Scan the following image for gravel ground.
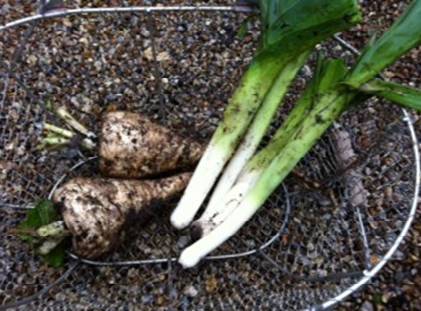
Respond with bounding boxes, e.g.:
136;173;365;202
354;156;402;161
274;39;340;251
0;1;420;310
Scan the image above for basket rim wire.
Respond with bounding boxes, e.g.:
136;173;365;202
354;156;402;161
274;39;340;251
0;3;420;310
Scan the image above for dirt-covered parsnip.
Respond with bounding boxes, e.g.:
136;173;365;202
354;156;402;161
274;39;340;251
42;108;204;178
99;111;203;178
53;173;191;259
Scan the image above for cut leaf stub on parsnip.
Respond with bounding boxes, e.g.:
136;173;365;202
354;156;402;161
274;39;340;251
53;173;191;259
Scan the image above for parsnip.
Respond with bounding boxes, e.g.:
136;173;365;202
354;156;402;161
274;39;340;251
53;173;191;258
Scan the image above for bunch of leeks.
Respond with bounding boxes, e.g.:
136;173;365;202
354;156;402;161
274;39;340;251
172;0;421;268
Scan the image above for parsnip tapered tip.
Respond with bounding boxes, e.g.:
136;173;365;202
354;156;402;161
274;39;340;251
178;247;201;269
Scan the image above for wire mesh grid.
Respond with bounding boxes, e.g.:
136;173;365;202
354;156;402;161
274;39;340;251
0;2;420;310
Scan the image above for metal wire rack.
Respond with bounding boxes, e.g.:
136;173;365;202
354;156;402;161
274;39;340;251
0;2;419;310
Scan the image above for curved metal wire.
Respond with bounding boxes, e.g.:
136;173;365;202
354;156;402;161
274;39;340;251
0;5;256;32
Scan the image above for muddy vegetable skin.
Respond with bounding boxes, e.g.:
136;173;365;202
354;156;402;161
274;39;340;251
99;112;203;178
53;173;191;259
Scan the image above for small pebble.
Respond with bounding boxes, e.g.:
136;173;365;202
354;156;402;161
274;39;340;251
183;285;198;298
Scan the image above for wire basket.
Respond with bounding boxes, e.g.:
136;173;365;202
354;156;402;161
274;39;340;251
0;2;419;310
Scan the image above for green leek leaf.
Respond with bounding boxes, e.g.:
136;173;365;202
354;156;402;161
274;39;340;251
347;1;421;87
259;0;362;51
359;79;421;111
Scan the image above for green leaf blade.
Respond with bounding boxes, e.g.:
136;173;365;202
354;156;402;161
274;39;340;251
42;241;67;268
359;79;421;111
17;199;66;268
19;199;58;230
259;0;362;50
39;200;59;225
347;1;421;87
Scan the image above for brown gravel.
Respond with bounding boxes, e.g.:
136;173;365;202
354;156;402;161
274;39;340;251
0;1;420;310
